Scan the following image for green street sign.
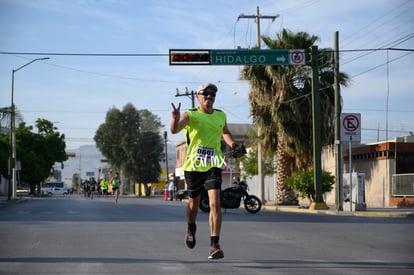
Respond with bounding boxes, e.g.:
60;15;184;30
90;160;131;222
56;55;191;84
169;49;307;66
210;49;306;66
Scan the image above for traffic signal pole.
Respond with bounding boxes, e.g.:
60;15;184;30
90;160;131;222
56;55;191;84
310;46;328;210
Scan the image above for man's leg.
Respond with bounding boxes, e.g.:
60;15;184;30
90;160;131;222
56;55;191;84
207;189;222;237
187;195;200;224
185;195;199;249
207;188;224;259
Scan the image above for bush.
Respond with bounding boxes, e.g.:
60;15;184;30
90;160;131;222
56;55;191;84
285;170;335;203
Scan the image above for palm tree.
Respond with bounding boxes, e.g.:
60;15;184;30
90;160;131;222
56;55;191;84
0;106;23;129
242;29;349;205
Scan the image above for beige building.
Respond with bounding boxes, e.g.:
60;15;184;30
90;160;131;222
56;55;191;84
321;136;414;208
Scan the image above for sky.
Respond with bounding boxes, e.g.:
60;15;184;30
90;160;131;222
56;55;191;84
0;0;413;154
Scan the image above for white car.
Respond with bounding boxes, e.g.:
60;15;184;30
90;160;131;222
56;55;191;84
43;187;68;196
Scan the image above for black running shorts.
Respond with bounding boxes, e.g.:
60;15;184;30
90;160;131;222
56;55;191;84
184;167;222;198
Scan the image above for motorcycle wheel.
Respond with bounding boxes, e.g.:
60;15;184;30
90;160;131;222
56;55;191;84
199;196;210;212
244;195;262;213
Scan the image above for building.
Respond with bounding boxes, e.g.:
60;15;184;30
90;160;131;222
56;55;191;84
322;136;414;208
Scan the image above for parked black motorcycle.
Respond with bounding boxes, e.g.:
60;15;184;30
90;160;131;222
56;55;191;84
199;181;262;214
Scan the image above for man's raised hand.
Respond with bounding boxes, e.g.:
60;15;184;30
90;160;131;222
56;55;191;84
171;102;181;120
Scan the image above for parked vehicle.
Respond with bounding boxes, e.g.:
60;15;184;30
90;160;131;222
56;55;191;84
199;181;262;214
42;187;68;196
16;189;30;196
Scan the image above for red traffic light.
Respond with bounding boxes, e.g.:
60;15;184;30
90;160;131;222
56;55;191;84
169;50;211;65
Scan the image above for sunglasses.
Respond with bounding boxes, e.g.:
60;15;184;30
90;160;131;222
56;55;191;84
198;90;216;97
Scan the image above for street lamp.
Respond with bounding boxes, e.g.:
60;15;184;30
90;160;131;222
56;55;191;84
10;57;49;199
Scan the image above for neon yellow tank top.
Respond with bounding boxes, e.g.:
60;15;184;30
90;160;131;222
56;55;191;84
182;108;227;172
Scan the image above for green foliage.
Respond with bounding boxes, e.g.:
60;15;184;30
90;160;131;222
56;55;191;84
285;170;335;202
72;173;80;191
0;119;67;190
18;120;67;184
94;103;164;183
0;134;9;176
240;147;274;178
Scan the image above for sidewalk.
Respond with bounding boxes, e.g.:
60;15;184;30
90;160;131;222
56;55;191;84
262;203;414;218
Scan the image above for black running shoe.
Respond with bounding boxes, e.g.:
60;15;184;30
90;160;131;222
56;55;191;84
185;231;196;249
208;244;224;259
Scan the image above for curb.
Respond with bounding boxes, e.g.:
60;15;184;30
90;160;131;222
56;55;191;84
262;205;414;218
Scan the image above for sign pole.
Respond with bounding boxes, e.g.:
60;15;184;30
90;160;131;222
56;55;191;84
349;135;353;211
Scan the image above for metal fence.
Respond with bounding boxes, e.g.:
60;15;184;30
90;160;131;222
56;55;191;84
392;173;414;196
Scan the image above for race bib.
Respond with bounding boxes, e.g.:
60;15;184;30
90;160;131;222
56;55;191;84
196;146;216;163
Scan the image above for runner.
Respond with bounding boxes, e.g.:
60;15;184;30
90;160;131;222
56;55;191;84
110;172;120;203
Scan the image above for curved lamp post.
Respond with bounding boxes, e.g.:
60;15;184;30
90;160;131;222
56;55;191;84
10;57;49;199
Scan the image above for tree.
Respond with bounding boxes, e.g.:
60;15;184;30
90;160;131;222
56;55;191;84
240;147;274;179
0;106;23;129
285;170;335;204
16;119;66;193
72;173;81;192
241;29;349;205
94;104;164;192
0;106;24;177
0;134;9;178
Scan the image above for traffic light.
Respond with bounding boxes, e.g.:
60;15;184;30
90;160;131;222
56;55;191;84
169;50;211;65
109;168;113;173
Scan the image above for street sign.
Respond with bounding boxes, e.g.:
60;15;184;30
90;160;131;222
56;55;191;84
169;49;307;66
341;113;361;141
210;49;306;66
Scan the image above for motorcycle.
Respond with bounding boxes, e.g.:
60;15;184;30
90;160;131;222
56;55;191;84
199;181;262;214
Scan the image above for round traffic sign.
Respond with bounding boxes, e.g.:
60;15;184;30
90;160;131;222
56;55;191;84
342;114;360;132
289;50;305;65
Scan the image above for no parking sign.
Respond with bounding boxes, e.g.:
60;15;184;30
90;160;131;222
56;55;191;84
341;113;361;142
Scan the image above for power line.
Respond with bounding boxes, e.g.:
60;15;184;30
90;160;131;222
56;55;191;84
0;52;167;57
341;0;413;48
1;47;412;83
351;51;413;78
2;47;412;58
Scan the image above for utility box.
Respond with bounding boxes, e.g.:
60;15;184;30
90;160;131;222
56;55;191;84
343;173;367;211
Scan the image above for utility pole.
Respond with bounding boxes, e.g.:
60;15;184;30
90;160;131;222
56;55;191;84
334;31;343;211
237;6;279;49
237;6;279;203
175;87;195;108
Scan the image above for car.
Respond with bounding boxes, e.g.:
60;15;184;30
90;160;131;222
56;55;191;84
16;189;30;196
42;187;68;196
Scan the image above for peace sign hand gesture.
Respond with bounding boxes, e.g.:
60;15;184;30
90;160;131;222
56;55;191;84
171;102;181;121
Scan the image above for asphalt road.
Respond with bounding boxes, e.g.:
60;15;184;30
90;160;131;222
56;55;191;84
0;195;413;274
